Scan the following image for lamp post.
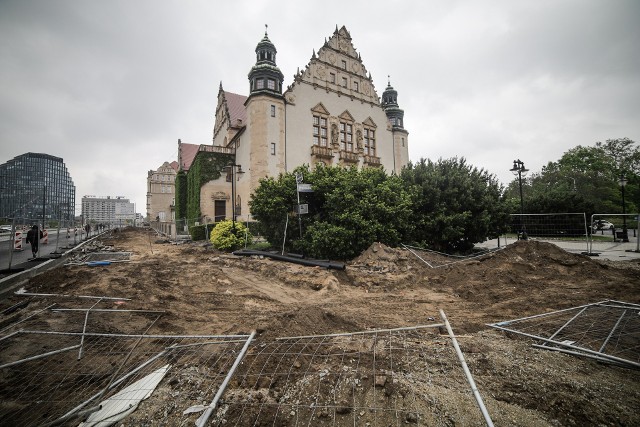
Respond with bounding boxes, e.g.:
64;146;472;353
226;164;244;231
618;175;629;242
510;159;529;240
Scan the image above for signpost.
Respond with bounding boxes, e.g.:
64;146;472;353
295;173;313;239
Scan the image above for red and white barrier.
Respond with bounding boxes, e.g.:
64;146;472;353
42;229;49;244
14;230;23;251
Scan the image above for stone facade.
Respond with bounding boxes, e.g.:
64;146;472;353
146;161;178;222
180;25;410;223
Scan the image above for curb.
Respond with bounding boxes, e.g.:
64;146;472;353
0;231;109;300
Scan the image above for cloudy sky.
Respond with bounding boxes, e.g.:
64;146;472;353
1;0;639;215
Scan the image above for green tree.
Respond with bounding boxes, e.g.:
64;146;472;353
400;157;508;253
249;165;413;259
510;139;639;217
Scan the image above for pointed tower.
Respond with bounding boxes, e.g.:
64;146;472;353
381;77;409;173
241;26;287;208
248;26;284;98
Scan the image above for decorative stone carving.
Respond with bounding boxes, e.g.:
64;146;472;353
328;53;336;64
331;123;339;147
212;192;229;200
356;129;364;152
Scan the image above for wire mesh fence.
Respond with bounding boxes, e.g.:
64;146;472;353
488;300;640;369
402;244;498;268
0;299;252;426
506;213;589;241
211;326;488;426
1;298;494;426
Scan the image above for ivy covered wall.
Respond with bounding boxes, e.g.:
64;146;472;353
174;171;187;221
185;152;235;223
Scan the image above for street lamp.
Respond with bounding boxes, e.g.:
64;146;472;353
510;159;529;240
226;164;244;231
618;175;629;242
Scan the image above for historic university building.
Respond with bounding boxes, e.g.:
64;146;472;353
149;25;409;224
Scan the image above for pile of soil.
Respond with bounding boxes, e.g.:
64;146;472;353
0;228;638;426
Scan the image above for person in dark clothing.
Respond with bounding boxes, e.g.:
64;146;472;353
26;225;43;259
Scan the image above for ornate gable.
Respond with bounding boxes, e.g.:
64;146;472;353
213;83;248;144
311;102;330;115
285;25;380;106
362;117;377;128
339;110;355;122
213;84;230;138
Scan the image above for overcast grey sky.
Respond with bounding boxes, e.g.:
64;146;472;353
1;0;639;215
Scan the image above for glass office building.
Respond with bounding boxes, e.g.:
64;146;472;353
0;152;76;224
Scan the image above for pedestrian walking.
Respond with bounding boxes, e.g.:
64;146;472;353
26;225;43;259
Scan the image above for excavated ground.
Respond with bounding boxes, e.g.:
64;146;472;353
1;227;639;426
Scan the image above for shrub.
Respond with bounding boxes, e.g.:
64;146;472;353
189;224;215;241
209;220;252;251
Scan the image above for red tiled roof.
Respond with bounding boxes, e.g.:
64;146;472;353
169;161;179;172
179;142;199;171
225;91;247;126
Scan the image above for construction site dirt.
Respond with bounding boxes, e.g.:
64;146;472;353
1;227;639;426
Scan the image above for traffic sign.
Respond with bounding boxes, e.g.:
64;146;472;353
297;183;313;192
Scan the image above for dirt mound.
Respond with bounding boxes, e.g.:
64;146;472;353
488;240;597;267
261;306;361;340
1;229;639;426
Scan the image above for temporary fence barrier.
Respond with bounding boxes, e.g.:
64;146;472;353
13;230;23;251
42;229;49;245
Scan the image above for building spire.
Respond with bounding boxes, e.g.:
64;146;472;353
248;26;284;97
382;78;404;129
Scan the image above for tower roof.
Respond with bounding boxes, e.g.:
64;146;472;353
248;26;284;97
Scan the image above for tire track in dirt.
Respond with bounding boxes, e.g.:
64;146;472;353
223;267;309;304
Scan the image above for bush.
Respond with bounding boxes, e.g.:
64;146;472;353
189;224;215;241
209;220;252;251
249;165;413;259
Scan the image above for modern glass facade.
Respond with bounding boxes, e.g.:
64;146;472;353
0;152;76;223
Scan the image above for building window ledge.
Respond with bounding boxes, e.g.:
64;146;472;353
363;155;381;166
311;145;334;159
339;150;359;163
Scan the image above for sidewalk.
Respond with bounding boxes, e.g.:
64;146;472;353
477;236;640;262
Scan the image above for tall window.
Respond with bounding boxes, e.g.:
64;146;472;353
267;79;275;90
313;115;328;146
341;60;347;69
256;79;264;89
340;122;353;151
329;72;336;83
353;81;359;92
342;77;348;87
270;142;276;155
364;128;376;156
270;105;275;117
